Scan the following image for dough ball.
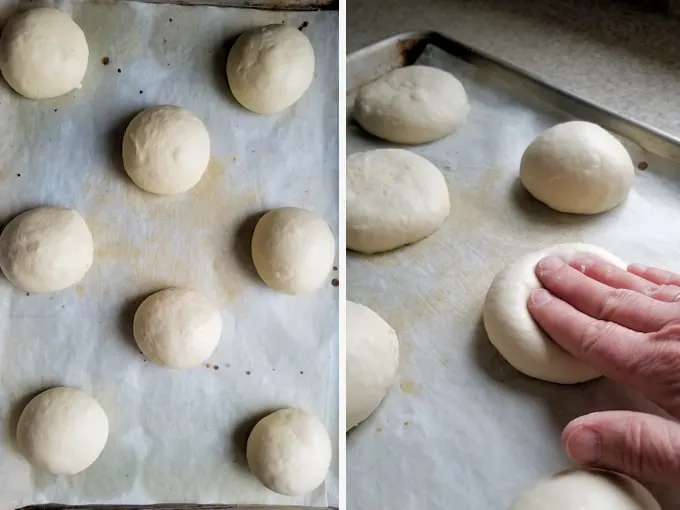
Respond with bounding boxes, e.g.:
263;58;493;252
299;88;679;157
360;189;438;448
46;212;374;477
17;387;109;475
0;7;89;99
347;149;450;254
353;65;469;144
520;121;635;214
133;288;222;369
0;206;93;293
251;207;335;294
122;105;211;195
483;242;625;383
510;469;660;510
346;300;399;431
227;24;315;114
247;408;331;496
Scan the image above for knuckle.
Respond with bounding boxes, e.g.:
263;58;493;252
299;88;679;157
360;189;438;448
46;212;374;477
579;320;617;358
595;288;637;321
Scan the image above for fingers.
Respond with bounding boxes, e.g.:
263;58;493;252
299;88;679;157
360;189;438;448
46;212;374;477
629;263;680;294
536;256;678;332
528;289;659;386
562;411;680;484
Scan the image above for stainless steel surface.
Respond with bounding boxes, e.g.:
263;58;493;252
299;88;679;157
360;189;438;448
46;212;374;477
134;0;336;10
0;1;338;507
346;32;680;510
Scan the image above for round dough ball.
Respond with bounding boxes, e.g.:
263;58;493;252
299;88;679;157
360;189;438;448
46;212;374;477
17;387;109;475
510;469;660;510
247;408;331;496
346;300;399;431
520;121;635;214
483;242;626;384
0;7;89;99
0;206;93;293
122;105;211;195
133;288;222;369
251;207;335;294
227;24;315;114
347;149;450;254
353;65;469;144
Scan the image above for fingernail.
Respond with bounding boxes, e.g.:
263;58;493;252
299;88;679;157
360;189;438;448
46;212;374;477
530;288;553;306
629;263;646;273
565;426;601;464
537;255;564;272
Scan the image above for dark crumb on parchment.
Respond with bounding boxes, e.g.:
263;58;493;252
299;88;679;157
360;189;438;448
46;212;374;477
169;17;173;22
298;21;308;31
299;371;304;375
638;161;649;170
54;109;58;112
246;370;251;375
213;365;219;370
139;90;144;95
332;266;337;271
331;279;339;287
16;173;20;177
102;57;110;65
26;292;30;296
117;68;122;74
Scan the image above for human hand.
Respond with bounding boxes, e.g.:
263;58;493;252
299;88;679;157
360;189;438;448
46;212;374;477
526;254;680;484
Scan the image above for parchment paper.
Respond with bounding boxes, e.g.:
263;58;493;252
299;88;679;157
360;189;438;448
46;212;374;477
346;42;680;510
0;1;338;507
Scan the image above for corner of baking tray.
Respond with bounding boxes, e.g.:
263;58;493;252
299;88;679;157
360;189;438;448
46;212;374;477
347;31;435;66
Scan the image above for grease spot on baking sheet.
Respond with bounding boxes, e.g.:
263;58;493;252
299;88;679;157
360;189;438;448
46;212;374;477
399;380;420;395
75;284;85;297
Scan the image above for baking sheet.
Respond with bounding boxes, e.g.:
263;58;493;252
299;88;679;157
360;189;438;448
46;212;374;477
346;32;680;510
0;1;338;507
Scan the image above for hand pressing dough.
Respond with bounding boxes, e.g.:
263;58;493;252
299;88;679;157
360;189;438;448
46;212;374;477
251;207;335;294
0;7;89;99
133;288;222;369
483;242;625;384
17;387;109;475
510;469;660;510
122;105;211;195
353;65;469;144
227;24;315;114
520;121;635;214
247;408;331;496
346;300;399;431
347;149;450;254
0;206;93;293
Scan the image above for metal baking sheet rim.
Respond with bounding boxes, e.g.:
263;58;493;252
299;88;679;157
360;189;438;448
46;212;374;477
347;30;680;160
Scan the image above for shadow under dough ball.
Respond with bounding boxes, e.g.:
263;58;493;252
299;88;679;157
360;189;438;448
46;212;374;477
246;408;331;496
0;206;93;293
482;242;625;384
227;24;315;114
0;7;89;99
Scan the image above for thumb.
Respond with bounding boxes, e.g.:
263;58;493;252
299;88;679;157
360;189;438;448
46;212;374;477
562;411;680;484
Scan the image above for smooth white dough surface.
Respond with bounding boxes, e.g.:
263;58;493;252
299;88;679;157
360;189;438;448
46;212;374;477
483;242;625;384
133;288;222;369
246;408;332;496
251;207;335;294
346;300;399;431
227;24;315;114
0;206;93;293
353;64;470;144
122;105;211;195
0;7;89;99
510;469;661;510
16;387;109;475
520;121;635;214
347;148;450;254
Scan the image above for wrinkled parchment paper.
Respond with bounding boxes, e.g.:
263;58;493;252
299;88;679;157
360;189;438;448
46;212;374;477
346;42;680;510
0;1;338;507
